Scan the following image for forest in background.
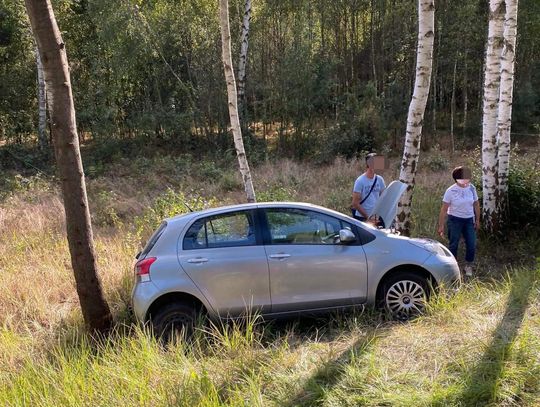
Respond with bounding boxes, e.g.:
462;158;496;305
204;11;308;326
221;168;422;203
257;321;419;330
1;0;539;165
1;1;540;404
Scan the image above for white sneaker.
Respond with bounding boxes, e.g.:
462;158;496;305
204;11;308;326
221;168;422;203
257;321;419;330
464;265;473;277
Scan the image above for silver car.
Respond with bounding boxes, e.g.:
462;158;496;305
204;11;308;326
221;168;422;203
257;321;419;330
132;181;460;339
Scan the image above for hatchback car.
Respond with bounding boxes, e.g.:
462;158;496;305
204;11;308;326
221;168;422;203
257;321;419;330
132;181;460;339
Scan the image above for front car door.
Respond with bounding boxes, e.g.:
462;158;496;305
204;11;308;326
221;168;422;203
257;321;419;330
178;210;271;317
262;207;368;313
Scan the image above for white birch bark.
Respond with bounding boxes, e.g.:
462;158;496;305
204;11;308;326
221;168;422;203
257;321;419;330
396;0;435;235
237;0;251;116
497;0;518;212
36;46;48;151
219;0;256;203
482;0;505;232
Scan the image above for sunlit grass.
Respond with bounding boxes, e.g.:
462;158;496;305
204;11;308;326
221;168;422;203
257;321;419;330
1;156;539;406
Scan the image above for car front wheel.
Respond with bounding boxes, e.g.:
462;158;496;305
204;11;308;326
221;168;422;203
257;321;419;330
382;272;430;320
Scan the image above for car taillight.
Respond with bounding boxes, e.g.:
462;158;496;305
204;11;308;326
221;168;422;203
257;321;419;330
134;257;156;282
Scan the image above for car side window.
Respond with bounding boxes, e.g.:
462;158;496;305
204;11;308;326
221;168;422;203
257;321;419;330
266;209;349;245
183;211;256;250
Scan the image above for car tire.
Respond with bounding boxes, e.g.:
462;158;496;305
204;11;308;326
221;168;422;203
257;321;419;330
381;272;430;320
151;302;199;343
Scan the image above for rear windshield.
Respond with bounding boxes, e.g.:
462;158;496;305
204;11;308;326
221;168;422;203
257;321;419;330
140;222;167;258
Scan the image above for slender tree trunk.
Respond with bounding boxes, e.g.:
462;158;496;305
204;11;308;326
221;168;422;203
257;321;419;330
482;0;505;232
431;14;441;137
450;56;457;153
237;0;251;122
497;0;518;215
36;46;48;151
219;0;256;203
370;0;377;88
463;57;468;137
396;0;435;236
25;0;112;333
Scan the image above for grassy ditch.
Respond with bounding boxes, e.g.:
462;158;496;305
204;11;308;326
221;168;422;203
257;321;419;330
1;155;539;406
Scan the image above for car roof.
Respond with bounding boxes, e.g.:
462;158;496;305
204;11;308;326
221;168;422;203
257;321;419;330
164;201;351;225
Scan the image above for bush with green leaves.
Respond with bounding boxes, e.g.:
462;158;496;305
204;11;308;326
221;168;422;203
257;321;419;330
133;189;219;243
324;84;383;160
505;157;540;231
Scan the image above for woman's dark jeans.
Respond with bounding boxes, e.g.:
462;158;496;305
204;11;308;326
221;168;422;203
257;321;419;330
447;214;476;262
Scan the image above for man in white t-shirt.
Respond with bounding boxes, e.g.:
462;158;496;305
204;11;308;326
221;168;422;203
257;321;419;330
351;153;386;222
437;166;480;277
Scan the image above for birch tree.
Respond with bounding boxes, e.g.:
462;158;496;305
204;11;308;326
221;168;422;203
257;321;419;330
237;0;252;119
25;0;113;333
497;0;518;213
35;46;48;151
396;0;435;235
481;0;505;232
219;0;256;203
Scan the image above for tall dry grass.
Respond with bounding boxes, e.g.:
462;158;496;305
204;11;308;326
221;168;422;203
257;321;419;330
1;154;539;406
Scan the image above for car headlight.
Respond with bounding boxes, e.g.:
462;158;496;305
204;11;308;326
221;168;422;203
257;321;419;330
409;239;453;257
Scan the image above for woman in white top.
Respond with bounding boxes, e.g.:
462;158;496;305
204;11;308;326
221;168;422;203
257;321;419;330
437;166;480;276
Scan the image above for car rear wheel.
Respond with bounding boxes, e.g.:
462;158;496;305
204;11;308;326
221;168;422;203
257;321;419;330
382;272;430;320
151;302;199;343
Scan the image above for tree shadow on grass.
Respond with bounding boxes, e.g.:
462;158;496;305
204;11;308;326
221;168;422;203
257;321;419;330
282;326;384;407
454;270;538;406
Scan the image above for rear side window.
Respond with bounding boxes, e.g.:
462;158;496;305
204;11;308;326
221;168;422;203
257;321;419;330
183;211;256;250
140;221;167;258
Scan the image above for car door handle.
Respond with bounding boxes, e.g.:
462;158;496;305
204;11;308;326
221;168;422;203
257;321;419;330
269;253;291;259
187;257;209;264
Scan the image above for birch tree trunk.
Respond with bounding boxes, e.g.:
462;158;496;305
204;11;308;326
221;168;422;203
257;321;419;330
482;0;505;232
497;0;518;214
463;57;468;137
450;56;457;153
237;0;252;120
25;0;113;333
219;0;256;203
396;0;435;236
35;46;48;151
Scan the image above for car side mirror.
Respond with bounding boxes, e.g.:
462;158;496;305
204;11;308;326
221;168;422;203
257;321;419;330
339;229;356;244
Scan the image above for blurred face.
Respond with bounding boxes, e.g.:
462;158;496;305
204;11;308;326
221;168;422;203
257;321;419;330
454;167;471;186
367;156;387;171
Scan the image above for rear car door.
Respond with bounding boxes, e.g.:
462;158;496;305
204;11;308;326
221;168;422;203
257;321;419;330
262;208;368;312
178;210;271;317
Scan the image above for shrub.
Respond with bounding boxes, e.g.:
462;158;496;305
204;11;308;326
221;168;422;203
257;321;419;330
133;189;219;243
257;185;297;202
505;157;540;231
425;148;449;171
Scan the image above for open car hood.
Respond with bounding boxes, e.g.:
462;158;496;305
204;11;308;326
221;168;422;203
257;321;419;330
370;180;407;228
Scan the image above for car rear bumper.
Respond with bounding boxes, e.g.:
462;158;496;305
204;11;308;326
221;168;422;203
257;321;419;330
131;280;161;322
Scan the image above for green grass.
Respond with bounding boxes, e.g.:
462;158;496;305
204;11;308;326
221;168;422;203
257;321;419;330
1;154;539;406
1;266;539;406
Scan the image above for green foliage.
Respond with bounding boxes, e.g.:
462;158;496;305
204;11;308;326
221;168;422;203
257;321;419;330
257;185;297;202
133;188;219;241
92;190;121;227
424;145;450;171
0;172;51;201
324;84;383;160
2;0;540;162
505;156;540;231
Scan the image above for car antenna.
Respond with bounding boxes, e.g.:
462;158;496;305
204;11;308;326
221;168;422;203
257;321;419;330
184;202;194;212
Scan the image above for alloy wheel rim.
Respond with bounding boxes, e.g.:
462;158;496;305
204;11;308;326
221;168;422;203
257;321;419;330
385;280;426;318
